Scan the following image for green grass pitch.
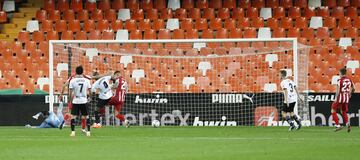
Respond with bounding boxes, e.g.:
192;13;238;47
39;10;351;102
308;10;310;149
0;126;359;160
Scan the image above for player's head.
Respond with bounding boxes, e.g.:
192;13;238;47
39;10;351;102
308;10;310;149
280;70;287;79
339;68;347;76
75;66;83;75
112;70;121;79
92;71;99;80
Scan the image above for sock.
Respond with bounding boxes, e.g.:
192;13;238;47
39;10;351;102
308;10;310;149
115;114;125;122
292;115;301;126
81;119;86;129
94;111;100;124
70;119;75;131
286;115;294;127
342;112;349;125
64;114;70;121
332;112;339;125
86;118;91;132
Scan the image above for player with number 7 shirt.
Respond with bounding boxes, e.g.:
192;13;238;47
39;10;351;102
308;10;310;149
91;71;129;128
332;68;355;132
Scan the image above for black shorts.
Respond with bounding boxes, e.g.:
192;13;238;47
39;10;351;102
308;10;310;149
71;104;88;116
97;98;111;108
282;102;296;113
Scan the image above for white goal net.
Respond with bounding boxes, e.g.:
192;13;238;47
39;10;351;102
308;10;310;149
48;38;309;126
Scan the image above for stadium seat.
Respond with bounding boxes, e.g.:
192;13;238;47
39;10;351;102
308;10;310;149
302;28;315;39
17;31;30;43
266;0;279;7
216;28;228;38
197;76;210;90
143;29;156;40
287;28;301;37
112;0;125;10
339;37;352;47
237;18;250;29
323;17;336;28
125;19;137;31
105;9;117;22
83;20;96;32
317;7;330;18
166;18;180;30
68;19;81;32
55;20;67;32
258;27;271;38
77;10;89;21
247;7;259;18
138;19;151;31
36;10;47;22
210;0;222;8
280;0;293;8
252;17;264;28
196;0;209;9
132;69;145;83
316;27;329;39
146;8;158;20
288;7;301;19
140;0;153;10
56;63;68;77
88;30;101;40
63;10;75;21
346;60;359;74
346;27;359;38
61;30;74;40
338;17;352;29
346;7;358;19
115;29;129;40
44;0;56;11
187;8;200;20
224;18;236;30
48;10;60;21
264;83;277;92
309;17;323;29
181;0;194;9
118;9;131;21
331;75;340;85
260;8;272;20
243;27;257;38
294;17;307;29
294;0;307;7
324;0;337;7
168;0;180;10
70;0;83;12
37;77;49;90
153;19;165;31
265;54;278;68
120;55;133;68
304;7;316;19
85;0;97;11
332;27;344;39
252;0;265;8
98;0;111;10
58;0;69;12
127;0;139;10
91;10;103;21
26;20;39;32
185;28;199;39
309;38;321;46
266;18;278;29
272;7;285;19
308;0;322;8
195;18;208;30
218;8;230;19
332;7;345;19
33;31;45;42
129;30;142;39
232;8;245;19
102;30;114;40
132;9;144;20
183;77;196;90
209;18;222;30
97;20;110;31
354;17;360;28
280;17;292;29
160;8;173;20
338;0;350;7
174;8;187;20
203;8;215;19
272;27;285;37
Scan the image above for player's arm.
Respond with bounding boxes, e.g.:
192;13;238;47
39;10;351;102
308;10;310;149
68;81;74;105
87;80;92;102
92;71;113;80
334;84;340;102
294;86;304;103
283;88;289;106
59;80;70;101
350;81;355;98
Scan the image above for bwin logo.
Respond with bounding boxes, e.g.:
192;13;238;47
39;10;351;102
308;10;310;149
134;95;168;104
212;94;254;104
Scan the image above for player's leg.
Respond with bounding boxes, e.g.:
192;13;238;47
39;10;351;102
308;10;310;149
289;102;301;130
340;104;351;132
114;103;129;127
93;98;109;128
57;102;65;129
70;105;79;137
331;102;342;131
80;104;91;136
282;104;295;131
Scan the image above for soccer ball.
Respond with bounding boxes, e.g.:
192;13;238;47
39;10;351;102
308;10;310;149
151;120;160;127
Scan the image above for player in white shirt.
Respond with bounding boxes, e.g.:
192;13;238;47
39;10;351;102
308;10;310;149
280;70;303;131
68;66;92;137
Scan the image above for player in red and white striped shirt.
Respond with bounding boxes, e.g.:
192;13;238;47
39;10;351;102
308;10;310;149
331;68;355;132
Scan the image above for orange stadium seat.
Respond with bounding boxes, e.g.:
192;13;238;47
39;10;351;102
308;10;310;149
127;0;139;10
160;8;173;20
33;31;45;42
267;18;279;29
339;0;351;7
252;0;265;8
140;0;153;10
132;9;144;20
143;29;156;39
281;0;293;8
85;0;97;11
180;18;193;30
209;18;222;30
111;20;123;31
266;0;279;7
218;8;230;19
203;8;215;19
294;17;308;29
102;30;114;40
247;7;259;18
196;0;209;9
188;8;201;19
210;0;222;8
224;18;236;30
88;30;101;40
273;7;285;19
138;19;151;31
17;31;30;43
129;30;142;39
302;28;315;39
237;18;250;29
44;0;55;11
251;17;264;28
91;9;103;21
338;16;352;29
323;17;336;28
105;9;117;22
112;0;125;10
55;20;67;32
99;0;111;10
324;0;337;7
182;0;194;9
332;27;344;39
70;0;83;12
273;27;286;37
346;27;359;38
61;30;74;40
317;7;330;18
346;6;358;19
304;7;316;19
36;10;47;22
185;28;199;39
68;19;81;32
316;27;330;39
239;0;251;8
353;17;360;28
175;8;187;20
146;8;158;20
46;30;59;40
97;19;110;31
154;0;166;10
288;7;301;19
77;10;89;21
63;10;75;21
280;17;293;29
153;19;165;31
83;19;95;32
39;41;49;53
243;27;257;38
195;18;208;30
294;0;307;7
223;0;236;8
25;41;36;53
124;19;137;31
287;27;300;37
332;7;345;19
58;0;69;12
48;10;60;21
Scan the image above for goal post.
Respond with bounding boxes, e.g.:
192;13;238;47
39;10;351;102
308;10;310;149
48;38;309;126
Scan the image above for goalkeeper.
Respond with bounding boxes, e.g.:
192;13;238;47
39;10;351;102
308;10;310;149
26;102;66;129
